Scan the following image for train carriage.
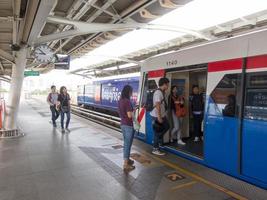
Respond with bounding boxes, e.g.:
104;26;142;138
135;28;267;189
77;77;139;115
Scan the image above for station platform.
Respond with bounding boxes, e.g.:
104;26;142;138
0;98;266;200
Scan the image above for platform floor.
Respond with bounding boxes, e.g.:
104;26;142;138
0;98;266;200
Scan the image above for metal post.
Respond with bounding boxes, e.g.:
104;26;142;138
3;48;27;130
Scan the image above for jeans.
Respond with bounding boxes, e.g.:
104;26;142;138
193;114;203;137
152;117;169;149
60;110;71;129
171;111;183;140
50;105;59;124
121;125;135;160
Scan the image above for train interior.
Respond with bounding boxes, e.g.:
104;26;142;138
165;68;207;158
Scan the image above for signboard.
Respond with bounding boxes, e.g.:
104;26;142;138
54;54;70;70
24;71;40;76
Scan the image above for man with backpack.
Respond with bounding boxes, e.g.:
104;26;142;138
150;77;170;155
47;85;59;127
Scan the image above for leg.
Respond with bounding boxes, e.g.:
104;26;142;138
55;108;59;121
50;106;56;124
65;111;71;129
152;119;160;149
158;117;170;145
60;111;65;129
121;125;135;171
171;111;179;140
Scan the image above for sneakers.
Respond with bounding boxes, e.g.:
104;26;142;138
177;139;186;145
194;137;200;142
152;148;166;156
53;123;57;128
61;129;65;133
65;128;71;133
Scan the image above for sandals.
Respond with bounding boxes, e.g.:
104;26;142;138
123;164;135;173
128;159;135;165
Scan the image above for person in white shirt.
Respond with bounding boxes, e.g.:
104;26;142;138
150;77;170;156
47;85;59;127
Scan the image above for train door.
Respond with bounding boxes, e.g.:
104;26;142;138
241;56;267;183
166;67;207;158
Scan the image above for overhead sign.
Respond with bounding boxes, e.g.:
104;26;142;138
24;71;40;76
54;54;70;70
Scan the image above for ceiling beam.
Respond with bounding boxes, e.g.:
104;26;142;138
27;0;58;45
0;49;15;64
0;60;4;73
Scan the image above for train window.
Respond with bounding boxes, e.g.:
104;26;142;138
244;72;267;121
247;74;267;88
209;74;241;117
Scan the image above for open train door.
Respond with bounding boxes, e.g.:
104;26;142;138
241;55;267;184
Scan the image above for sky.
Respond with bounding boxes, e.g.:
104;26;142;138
16;0;267;92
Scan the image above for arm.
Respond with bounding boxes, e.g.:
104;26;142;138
155;102;162;123
47;94;53;106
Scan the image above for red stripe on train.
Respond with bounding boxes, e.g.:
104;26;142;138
247;55;267;69
208;58;243;72
148;69;165;78
137;107;145;123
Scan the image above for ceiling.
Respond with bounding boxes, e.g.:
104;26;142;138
0;0;192;79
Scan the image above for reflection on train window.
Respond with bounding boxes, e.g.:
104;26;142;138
248;74;267;88
146;79;158;111
244;72;267;121
209;74;241;117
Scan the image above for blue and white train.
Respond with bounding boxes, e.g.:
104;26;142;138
134;28;267;189
77;77;139;115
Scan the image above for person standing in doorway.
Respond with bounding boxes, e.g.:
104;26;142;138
170;85;186;145
150;77;170;156
58;86;71;133
118;85;135;172
47;85;59;127
191;85;204;142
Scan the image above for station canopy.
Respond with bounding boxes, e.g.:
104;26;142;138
0;0;267;81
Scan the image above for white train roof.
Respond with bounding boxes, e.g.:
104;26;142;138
141;28;267;72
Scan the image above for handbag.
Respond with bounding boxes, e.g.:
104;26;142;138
60;94;69;113
152;118;169;133
173;97;186;117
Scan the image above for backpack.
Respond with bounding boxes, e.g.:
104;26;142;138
145;89;166;111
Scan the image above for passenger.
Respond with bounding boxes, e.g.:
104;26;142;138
47;85;59;127
150;77;170;156
169;86;186;145
223;95;236;117
191;85;204;142
58;86;71;133
118;85;135;172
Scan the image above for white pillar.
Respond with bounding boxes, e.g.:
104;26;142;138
4;48;27;130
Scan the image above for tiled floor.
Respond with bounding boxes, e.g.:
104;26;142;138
0;98;266;200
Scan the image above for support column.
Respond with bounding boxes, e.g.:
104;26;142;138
4;48;27;130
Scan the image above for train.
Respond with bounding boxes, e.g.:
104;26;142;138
77;77;139;116
134;28;267;189
77;28;267;189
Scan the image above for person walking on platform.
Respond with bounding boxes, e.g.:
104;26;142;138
169;85;186;145
118;85;135;172
47;85;59;127
150;77;170;156
190;85;204;142
58;86;71;133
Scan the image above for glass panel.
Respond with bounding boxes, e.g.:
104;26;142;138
209;74;241;117
244;89;267;121
248;74;267;88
